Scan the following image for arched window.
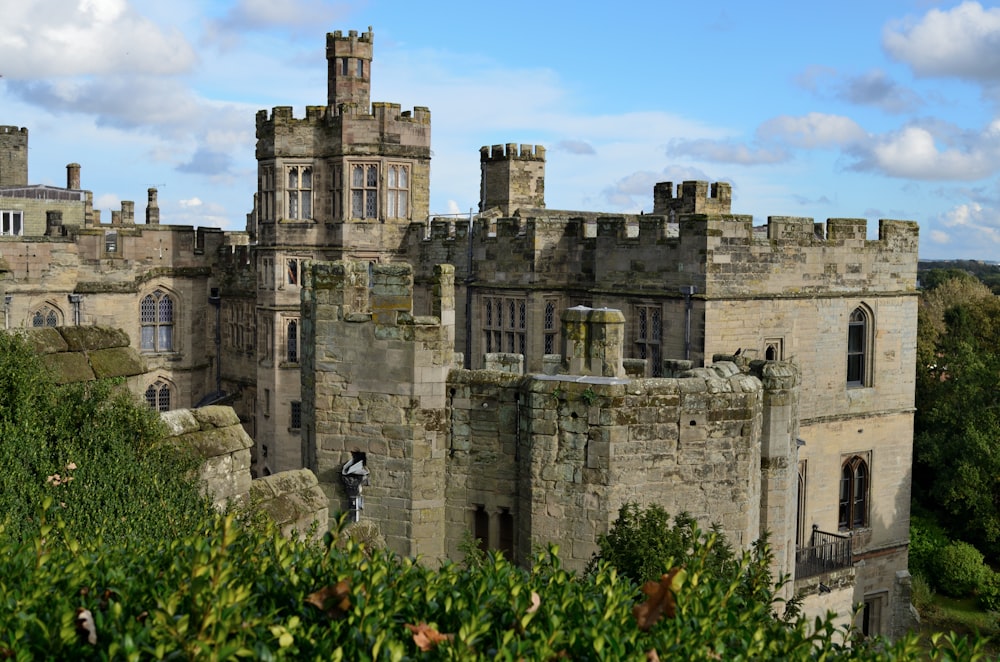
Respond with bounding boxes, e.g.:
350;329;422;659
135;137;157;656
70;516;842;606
839;455;869;530
140;290;174;352
30;305;60;328
847;306;871;386
144;380;172;412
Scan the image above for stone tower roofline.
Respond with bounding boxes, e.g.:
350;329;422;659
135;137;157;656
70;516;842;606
326;27;374;110
255;103;431;126
653;180;733;215
480;144;546;162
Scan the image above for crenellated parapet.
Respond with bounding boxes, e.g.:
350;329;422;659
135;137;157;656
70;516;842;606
653;180;732;216
479;143;546;215
326;28;374;109
0;125;29;188
480;143;546;162
404;209;919;297
255;103;431;159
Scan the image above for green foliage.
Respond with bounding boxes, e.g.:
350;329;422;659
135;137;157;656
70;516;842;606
587;504;737;585
914;280;1000;558
935;541;988;599
909;510;952;581
0;331;214;547
2;500;982;660
910;572;935;611
976;570;1000;612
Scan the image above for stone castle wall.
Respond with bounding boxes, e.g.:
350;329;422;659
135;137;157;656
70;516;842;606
404;213;918;298
302;259;800;578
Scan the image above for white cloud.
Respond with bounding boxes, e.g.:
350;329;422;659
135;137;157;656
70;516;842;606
0;0;196;78
859;125;997;180
929;229;951;244
757;113;867;149
179;197;203;208
667;139;789;165
214;0;344;31
883;2;1000;82
601;166;714;209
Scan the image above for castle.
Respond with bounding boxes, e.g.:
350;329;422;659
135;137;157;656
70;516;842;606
0;27;918;638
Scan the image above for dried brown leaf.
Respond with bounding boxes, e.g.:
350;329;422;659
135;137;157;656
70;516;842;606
76;607;97;645
646;649;661;662
633;568;683;631
405;622;454;651
305;580;352;619
527;590;541;614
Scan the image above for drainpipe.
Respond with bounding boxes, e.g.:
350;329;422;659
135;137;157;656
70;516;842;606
680;285;696;361
68;293;82;326
3;295;10;330
209;288;222;396
464;208;475;369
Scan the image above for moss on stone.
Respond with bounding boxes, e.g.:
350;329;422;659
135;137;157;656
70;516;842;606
59;326;129;351
191;405;241;429
41;353;94;384
19;327;68;354
88;347;146;379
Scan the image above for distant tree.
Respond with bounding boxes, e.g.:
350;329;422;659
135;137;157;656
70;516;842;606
914;282;1000;558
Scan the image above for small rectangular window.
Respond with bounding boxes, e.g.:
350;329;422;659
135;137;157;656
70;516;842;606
105;231;118;253
1;211;24;236
356;59;363;77
290;401;301;430
287;259;298;286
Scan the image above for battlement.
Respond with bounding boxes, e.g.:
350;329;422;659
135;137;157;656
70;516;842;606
653;180;732;215
0;125;29;188
256;103;431;127
328;27;374;44
407;211;918;296
480;143;546;162
479;143;546;214
326;27;374;111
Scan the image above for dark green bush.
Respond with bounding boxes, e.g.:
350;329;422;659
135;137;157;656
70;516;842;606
909;510;951;582
935;540;988;598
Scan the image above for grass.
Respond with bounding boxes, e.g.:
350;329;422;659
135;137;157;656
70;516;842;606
918;594;998;656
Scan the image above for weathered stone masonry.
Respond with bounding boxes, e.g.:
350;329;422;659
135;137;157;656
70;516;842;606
302;259;801;587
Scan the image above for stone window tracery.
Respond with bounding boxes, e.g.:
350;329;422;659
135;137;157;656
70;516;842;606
351;164;378;219
635;304;662;377
387;164;409;218
286;165;312;220
140;289;174;352
483;295;525;357
30;305;60;328
260;166;275;221
145;379;172;412
544;300;557;355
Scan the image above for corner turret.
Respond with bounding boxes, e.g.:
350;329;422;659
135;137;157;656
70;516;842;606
326;27;374;112
0;126;29;187
479;143;546;216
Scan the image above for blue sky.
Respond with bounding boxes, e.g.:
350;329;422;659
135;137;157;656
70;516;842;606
3;1;1000;260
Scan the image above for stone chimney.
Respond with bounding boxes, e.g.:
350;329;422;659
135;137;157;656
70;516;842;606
146;188;160;225
66;163;81;190
560;306;626;378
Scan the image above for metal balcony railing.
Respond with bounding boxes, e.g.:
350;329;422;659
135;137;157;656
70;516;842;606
795;526;853;579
